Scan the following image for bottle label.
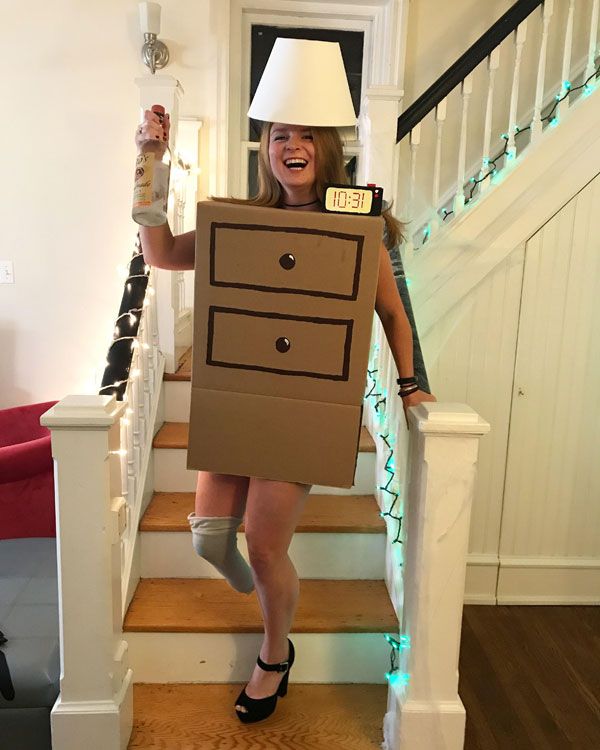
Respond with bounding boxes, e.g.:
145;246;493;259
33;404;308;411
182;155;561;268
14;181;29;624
133;152;155;208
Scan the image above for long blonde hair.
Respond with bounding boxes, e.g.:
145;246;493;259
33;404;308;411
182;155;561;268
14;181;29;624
211;122;404;247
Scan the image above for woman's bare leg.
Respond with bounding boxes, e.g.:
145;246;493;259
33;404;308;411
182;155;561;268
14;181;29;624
194;471;249;517
235;477;311;709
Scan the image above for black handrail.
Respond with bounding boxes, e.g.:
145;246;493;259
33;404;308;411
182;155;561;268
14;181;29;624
396;0;544;142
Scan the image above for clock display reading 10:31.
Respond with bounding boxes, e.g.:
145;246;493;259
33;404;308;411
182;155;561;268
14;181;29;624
323;184;382;215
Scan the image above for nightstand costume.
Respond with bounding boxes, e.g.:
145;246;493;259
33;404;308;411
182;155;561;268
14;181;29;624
185;37;430;597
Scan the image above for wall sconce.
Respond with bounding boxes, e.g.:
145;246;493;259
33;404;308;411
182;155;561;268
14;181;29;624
139;2;169;75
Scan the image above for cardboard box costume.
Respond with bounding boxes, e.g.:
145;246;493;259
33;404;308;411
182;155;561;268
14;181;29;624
187;200;383;488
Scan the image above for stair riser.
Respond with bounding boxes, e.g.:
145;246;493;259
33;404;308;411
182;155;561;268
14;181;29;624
164;381;191;422
140;532;386;579
154;449;376;494
126;632;390;683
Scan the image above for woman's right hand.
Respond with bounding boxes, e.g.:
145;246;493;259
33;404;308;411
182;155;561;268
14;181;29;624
134;108;170;152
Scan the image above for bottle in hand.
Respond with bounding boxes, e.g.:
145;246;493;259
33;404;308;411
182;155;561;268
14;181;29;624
132;104;171;226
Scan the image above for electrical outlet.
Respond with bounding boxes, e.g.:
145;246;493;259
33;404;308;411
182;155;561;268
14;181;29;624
0;261;14;284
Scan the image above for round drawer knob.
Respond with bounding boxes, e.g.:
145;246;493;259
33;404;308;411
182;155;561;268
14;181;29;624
275;337;291;353
279;253;296;270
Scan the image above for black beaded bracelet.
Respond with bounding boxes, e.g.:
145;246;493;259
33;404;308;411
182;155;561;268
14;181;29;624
398;384;419;398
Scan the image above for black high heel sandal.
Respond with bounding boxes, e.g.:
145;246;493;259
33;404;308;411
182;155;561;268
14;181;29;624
234;637;295;723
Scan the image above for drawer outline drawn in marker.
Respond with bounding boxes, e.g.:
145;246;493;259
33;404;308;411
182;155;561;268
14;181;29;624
206;305;354;380
209;222;364;300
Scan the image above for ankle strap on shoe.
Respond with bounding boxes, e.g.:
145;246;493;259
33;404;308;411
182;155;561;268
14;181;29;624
257;655;289;672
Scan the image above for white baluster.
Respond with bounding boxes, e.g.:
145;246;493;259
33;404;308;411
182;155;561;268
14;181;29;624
557;0;576;119
431;98;447;236
129;371;140;479
141;314;154;396
452;73;473;215
141;317;151;426
506;21;528;162
480;47;501;194
123;387;137;520
404;123;421;262
531;0;554;142
147;273;160;370
584;0;599;85
144;285;156;376
177;271;186;314
135;341;146;461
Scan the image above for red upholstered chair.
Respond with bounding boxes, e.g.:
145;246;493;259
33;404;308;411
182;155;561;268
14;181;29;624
0;401;58;540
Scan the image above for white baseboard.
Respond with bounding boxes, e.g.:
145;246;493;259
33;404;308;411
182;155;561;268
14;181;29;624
464;554;600;605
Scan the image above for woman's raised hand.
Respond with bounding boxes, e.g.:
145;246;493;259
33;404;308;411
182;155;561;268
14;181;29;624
134;108;170;152
401;389;437;430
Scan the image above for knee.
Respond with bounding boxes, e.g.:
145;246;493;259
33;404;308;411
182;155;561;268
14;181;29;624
188;513;241;563
245;536;280;573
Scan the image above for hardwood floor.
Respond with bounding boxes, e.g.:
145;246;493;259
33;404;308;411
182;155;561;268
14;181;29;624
460;605;600;750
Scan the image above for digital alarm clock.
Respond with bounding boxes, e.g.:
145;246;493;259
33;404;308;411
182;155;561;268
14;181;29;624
323;183;383;216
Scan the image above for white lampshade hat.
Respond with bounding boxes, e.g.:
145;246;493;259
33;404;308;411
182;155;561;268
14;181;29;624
248;38;357;127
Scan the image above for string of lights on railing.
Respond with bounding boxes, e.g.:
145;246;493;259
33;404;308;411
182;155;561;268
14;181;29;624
99;236;150;400
364;347;403;546
384;633;411;685
417;64;600;246
364;341;409;684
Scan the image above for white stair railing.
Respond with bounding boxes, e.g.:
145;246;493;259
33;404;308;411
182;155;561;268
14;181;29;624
397;0;600;250
364;318;490;750
41;246;165;749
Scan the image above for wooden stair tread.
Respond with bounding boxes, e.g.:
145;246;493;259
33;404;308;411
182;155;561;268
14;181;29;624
129;683;387;749
141;492;385;533
164;347;192;381
153;422;377;452
123;579;396;633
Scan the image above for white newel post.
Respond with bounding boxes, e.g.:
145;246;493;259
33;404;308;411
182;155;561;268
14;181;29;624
40;395;133;750
358;89;403;203
384;403;490;750
135;74;184;373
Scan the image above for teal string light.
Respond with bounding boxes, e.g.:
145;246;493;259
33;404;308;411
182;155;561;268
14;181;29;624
421;63;600;237
364;364;403;545
384;633;411;685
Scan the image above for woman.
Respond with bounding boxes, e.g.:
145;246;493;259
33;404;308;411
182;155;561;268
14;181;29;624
135;112;436;723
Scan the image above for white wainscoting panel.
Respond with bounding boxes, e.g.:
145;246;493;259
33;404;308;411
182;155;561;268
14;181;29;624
498;172;600;597
419;244;525;603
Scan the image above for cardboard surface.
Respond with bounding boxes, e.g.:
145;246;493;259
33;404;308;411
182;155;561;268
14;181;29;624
187;201;382;488
189;387;363;487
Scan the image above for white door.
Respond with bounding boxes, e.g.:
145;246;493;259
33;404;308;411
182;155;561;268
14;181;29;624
497;173;600;603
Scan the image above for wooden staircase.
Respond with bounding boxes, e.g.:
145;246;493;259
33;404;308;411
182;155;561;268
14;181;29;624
124;348;396;748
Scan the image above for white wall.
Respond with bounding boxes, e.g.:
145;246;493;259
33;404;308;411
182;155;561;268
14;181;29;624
2;1;217;408
403;0;513;104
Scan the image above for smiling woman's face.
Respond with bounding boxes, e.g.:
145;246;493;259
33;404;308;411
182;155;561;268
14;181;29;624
268;123;317;199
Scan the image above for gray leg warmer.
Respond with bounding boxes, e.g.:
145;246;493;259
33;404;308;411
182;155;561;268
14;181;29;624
187;512;254;594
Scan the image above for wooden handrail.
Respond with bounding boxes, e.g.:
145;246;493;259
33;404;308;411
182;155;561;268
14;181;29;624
396;0;543;142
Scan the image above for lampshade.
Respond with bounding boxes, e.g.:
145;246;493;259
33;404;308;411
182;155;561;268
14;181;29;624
139;2;161;35
247;38;357;127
